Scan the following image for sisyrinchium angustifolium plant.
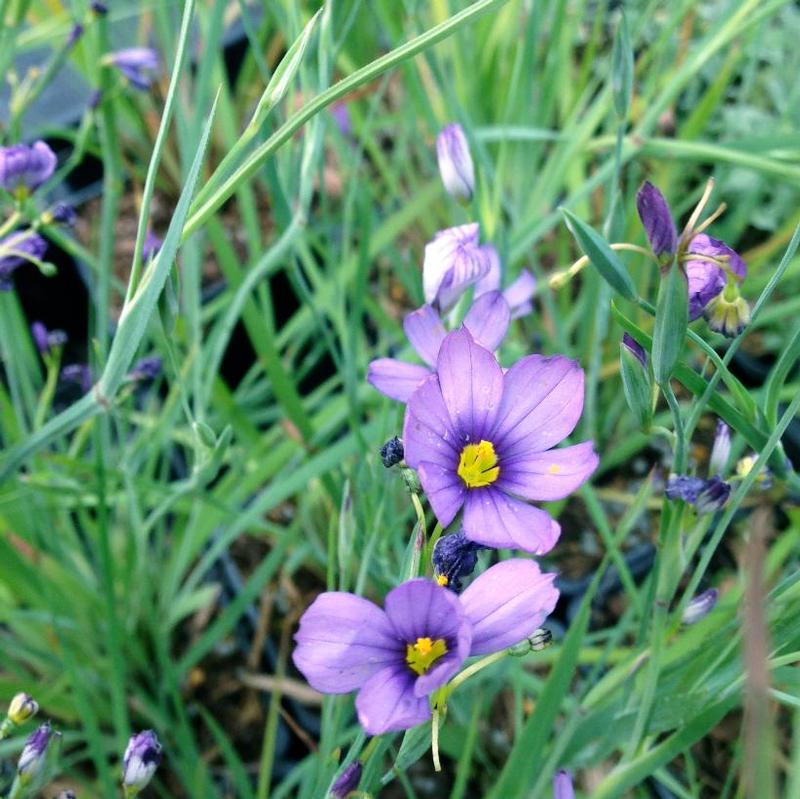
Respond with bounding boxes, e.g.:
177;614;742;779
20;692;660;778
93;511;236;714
1;1;800;798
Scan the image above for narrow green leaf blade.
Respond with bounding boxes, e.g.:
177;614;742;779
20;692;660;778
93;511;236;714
611;12;634;118
651;261;688;384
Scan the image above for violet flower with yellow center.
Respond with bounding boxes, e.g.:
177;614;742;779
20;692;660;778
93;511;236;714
0;141;57;196
292;559;558;734
368;290;511;402
403;329;598;553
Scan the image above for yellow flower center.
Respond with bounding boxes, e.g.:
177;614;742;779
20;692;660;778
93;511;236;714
457;440;500;488
436;574;449;587
405;637;448;676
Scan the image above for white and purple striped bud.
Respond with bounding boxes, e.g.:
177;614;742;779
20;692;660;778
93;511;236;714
709;420;731;475
17;723;56;785
436;123;474;203
682;588;719;625
122;730;162;795
7;692;39;725
695;476;731;513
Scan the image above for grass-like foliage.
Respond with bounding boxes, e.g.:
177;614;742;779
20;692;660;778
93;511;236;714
1;1;800;797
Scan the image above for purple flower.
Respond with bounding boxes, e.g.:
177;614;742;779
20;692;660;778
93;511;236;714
664;475;705;503
403;329;598;553
109;48;159;91
128;356;162;382
0;141;57;193
622;332;647;366
330;102;352;137
379;436;404;468
368;291;511;402
142;231;162;261
18;723;55;783
49;203;77;226
0;231;48;290
709;420;731;475
31;321;67;355
436;124;475;203
636;181;677;264
553;770;575;799
432;532;483;591
685;234;746;321
122;730;162;794
62;364;92;394
293;559;558;734
422;223;495;310
330;761;362;798
682;588;719;625
665;474;730;513
474;246;537;320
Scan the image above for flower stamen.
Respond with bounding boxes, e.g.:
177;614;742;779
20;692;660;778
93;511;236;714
457;440;500;488
406;637;448;675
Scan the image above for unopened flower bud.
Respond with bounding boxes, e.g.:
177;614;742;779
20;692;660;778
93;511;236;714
682;588;718;625
620;334;652;431
436;123;475;203
122;730;162;796
400;466;422;495
695;475;731;514
553;769;576;799
18;723;56;785
330;761;362;798
509;629;553;656
432;532;483;591
636;181;677;266
7;692;38;725
709;419;731;475
379;436;404;468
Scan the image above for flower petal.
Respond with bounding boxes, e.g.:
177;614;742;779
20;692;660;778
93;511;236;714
636;181;677;261
496;441;598;501
463;291;511;352
462;487;560;554
355;665;430;734
293;593;401;693
436;328;503;442
503;269;536;314
367;358;431;402
459;559;559;655
417;461;466;528
491;354;584;456
403;374;460;470
423;223;481;307
403;305;446;367
474;244;502;295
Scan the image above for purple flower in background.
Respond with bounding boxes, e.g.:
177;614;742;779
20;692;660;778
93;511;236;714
436;123;474;203
0;231;48;290
293;559;558;734
128;356;162;382
432;532;483;591
330;761;362;798
664;475;705;503
423;223;495;310
635;182;747;327
330;102;352;137
474;245;537;320
682;588;719;625
31;321;67;355
62;364;92;394
17;723;55;784
122;730;162;795
109;48;159;91
142;231;162;261
0;141;57;193
368;291;510;402
636;181;677;264
67;23;84;49
665;474;730;513
622;332;647;366
403;329;598;553
553;770;576;799
91;2;108;14
49;203;77;226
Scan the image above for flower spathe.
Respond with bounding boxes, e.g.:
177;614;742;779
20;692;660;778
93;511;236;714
403;329;598;553
422;223;495;310
293;559;558;734
436;123;474;203
368;290;510;402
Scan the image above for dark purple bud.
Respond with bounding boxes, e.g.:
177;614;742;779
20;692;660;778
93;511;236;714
62;364;92;394
553;770;576;799
31;321;50;354
142;231;162;261
682;588;719;625
330;761;362;798
379;436;404;468
665;475;705;504
0;231;48;290
109;48;159;91
122;730;162;793
622;332;647;366
91;1;108;13
67;23;84;49
695;475;731;514
432;532;484;591
51;203;77;226
0;141;57;192
18;723;55;781
128;356;162;382
636;181;677;264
